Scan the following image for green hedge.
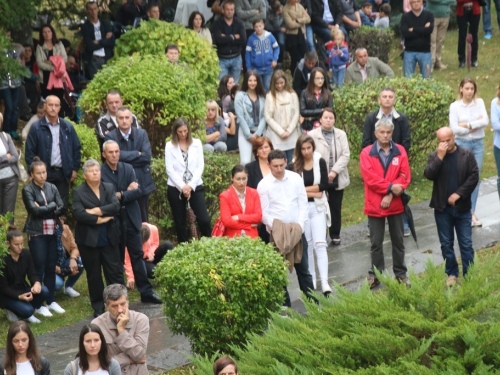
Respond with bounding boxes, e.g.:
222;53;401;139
155;236;289;356
193;257;500;373
333;77;455;162
348;26;394;63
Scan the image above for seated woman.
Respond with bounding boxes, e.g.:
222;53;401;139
219;165;262;238
0;227;50;324
0;321;51;374
204;100;228;153
55;215;84;298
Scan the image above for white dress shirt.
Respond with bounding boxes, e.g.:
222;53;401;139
449;98;489;140
257;169;308;232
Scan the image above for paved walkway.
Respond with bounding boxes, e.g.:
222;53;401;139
2;178;499;374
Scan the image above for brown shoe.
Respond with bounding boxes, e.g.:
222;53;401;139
368;276;380;289
446;275;457;287
396;276;412;288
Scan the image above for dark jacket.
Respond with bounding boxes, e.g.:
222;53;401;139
81;17;115;64
104;127;156;196
424;146;479;212
73;181;121;247
210;17;247;58
25;117;82;182
246;160;264;189
22;181;64;235
95;112;140;150
122;2;147;25
0;356;50;375
0;249;39;301
310;0;344;29
292;58;328;97
101;162;143;231
299;89;333;131
401;9;434;53
362;109;412;153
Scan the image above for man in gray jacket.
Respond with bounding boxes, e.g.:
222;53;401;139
345;48;394;84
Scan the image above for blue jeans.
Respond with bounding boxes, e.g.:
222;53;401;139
3;286;49;319
455;138;484;212
257;68;273;92
29;235;58;304
332;67;346;87
494;145;500;202
0;86;21;133
403;51;431;78
219;55;242;84
482;0;500;33
434;206;474;277
306;25;315;51
284;149;294;163
55;257;84;290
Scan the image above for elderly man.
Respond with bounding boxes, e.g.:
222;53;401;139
345;48;394;84
292;51;328;97
424;127;479;287
360;118;411;289
73;159;123;317
92;284;149;375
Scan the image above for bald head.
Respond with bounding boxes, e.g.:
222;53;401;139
437;127;452;139
436;127;456;154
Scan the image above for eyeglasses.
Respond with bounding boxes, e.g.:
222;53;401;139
314;76;325;81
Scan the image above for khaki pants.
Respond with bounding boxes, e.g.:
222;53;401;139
431;16;450;67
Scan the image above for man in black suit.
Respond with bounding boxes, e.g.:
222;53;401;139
72;158;124;317
105;106;155;222
101;140;161;304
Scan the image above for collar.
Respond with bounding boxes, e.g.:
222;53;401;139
412;9;423;16
376;140;393;154
120;128;131;139
117;127;134;141
357;62;366;70
369;140;401;157
45;116;60;126
458;99;476;107
269;170;289;183
376;108;400;120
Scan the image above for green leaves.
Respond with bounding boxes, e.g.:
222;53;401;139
155;236;288;356
348;26;395;63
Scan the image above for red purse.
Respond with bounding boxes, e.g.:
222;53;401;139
211;217;226;237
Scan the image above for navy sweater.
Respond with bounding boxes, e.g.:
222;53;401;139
401;10;434;53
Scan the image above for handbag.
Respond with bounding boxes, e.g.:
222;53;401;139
211;217;226;237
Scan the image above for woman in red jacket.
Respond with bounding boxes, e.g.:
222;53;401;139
219;165;262;238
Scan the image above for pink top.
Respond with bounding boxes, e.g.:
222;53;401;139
124;222;160;282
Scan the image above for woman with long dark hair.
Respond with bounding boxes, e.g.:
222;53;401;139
217;75;235;113
64;324;120;375
165;117;212;242
299;67;333;132
235;70;267;165
187;11;213;44
1;321;50;375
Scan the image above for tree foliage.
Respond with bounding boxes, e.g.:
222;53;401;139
0;0;41;32
155;236;289;356
348;26;394;63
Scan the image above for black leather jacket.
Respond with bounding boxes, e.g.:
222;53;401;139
0;356;50;375
22;181;64;235
299;89;333;131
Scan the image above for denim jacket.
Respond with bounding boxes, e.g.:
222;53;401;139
234;91;266;140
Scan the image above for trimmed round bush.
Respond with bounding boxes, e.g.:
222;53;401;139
155;236;289;356
334;77;455;161
348;26;394;63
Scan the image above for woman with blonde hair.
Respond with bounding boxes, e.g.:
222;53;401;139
449;77;488;226
203;100;228;153
264;69;300;162
491;81;500;203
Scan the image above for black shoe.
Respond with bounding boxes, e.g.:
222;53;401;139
141;292;162;304
332;238;341;246
472;61;478;67
459;62;465;68
93;309;104;318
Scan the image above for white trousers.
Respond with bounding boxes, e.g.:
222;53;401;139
238;127;255;165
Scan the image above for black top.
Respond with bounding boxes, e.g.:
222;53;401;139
302;158;328;202
246;160;264;189
445;150;459;205
401;9;434;53
0;249;39;300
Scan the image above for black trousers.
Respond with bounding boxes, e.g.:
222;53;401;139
167;185;212;243
327;188;344;240
144;241;173;278
79;243;124;312
457;11;480;63
47;168;69;210
137;194;150;223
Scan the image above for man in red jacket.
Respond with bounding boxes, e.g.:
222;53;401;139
360;118;411;289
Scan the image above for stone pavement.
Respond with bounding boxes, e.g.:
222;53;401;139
2;178;499;374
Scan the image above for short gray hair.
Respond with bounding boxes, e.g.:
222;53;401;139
82;158;100;174
375;118;394;132
103;284;128;304
102;139;119;152
355;48;367;56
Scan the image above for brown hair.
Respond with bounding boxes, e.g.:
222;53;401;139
306;67;331;106
39;24;59;45
291;134;315;174
213;356;238;375
4;322;43;375
171;117;193;146
458;77;478;101
252;136;274;159
269;69;294;104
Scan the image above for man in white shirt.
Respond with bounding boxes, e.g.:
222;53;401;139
257;149;315;307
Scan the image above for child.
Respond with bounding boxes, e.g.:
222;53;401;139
266;0;286;67
360;3;375;26
375;3;391;28
21;101;44;141
327;29;349;88
245;18;280;92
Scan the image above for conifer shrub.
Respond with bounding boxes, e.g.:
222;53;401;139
334;77;454;162
0;214;13;274
192;256;500;373
155;236;289;356
348;26;394;63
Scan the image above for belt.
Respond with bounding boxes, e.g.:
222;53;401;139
50;166;62;170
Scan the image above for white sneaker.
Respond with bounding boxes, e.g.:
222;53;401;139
27;315;41;324
4;309;18;322
64;287;80;298
35;306;53;317
48;302;65;314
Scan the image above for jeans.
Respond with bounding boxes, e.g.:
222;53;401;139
55;257;84;290
3;286;49;319
434;206;474;277
457;12;480;63
482;0;500;33
304;202;329;291
494;145;500;202
257;69;273;92
284;149;294;163
306;25;315;51
204;142;227;152
272;31;286;62
312;26;333;43
332;67;346;87
0;86;21;133
29;235;58;304
219;55;242;84
403;51;432;78
455;138;484;212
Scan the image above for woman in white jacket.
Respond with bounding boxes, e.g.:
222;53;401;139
264;69;300;162
165;118;212;243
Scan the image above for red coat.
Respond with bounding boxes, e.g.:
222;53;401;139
219;186;262;238
360;142;411;217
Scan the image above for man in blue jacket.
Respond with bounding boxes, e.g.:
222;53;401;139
25;95;82;209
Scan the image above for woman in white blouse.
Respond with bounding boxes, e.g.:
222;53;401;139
165;118;212;242
187;11;213;45
449;78;489;226
264;70;300;162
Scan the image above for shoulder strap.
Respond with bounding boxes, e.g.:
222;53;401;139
71;360;77;375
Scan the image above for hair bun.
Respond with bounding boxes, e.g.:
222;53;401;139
33;156;41;162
